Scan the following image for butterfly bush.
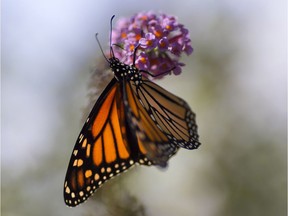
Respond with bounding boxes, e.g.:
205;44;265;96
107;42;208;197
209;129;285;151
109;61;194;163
111;12;193;79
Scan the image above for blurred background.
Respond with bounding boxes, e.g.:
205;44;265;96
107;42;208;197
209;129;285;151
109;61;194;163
2;0;286;216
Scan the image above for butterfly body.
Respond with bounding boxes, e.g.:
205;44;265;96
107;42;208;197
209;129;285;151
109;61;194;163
109;57;142;86
64;51;200;207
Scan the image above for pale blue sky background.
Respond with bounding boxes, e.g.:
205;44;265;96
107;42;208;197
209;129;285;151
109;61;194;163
2;1;286;216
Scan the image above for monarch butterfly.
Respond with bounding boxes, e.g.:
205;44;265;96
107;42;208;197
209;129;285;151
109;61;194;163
64;15;200;207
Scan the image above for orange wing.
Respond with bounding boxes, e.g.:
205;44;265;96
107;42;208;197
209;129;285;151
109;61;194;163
131;77;200;150
123;80;179;167
63;79;152;207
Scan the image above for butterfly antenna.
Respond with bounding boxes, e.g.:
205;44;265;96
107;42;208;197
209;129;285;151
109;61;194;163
110;15;115;58
95;33;109;63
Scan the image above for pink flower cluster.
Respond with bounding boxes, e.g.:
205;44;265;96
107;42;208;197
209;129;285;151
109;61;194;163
111;12;193;79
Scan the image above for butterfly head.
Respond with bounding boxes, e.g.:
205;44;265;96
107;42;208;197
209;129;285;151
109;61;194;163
109;57;142;85
94;15;143;85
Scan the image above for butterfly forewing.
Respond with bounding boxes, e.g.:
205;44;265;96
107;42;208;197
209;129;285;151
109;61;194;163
131;77;200;150
124;80;179;166
64;78;156;207
64;79;133;207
